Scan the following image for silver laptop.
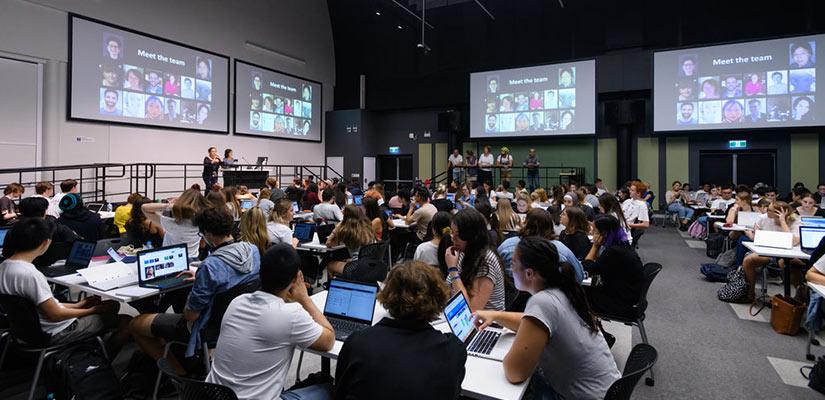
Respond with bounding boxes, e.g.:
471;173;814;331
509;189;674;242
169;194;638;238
753;230;793;250
736;212;759;229
444;291;514;361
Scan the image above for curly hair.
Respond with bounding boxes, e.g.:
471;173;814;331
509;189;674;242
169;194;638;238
377;261;449;323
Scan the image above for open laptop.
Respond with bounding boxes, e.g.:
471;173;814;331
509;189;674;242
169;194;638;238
323;278;379;341
292;201;301;213
293;223;316;243
137;243;190;290
0;225;10;251
316;223;335;244
444;291;514;361
446;193;456;203
753;230;794;250
736;211;759;229
353;195;364;206
801;226;825;255
41;239;96;277
802;217;825;228
87;203;105;213
240;198;254;211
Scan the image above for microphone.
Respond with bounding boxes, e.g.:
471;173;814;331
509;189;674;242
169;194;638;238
241;157;251;169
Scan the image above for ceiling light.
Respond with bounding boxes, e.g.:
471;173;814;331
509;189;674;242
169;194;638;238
397;25;403;29
375;11;381;16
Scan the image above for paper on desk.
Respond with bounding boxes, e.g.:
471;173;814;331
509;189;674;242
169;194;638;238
77;261;136;287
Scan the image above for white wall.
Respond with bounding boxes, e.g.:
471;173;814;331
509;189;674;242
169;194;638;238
0;0;334;168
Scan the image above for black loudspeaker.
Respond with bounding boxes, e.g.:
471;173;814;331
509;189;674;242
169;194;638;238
629;100;646;124
604;101;621;125
604;100;645;125
438;111;461;132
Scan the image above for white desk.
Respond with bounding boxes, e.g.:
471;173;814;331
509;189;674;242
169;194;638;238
806;282;825;361
294;212;314;221
707;214;726;220
743;242;810;297
296;233;346;253
97;211;116;219
391;218;414;229
45;260;192;302
307;291;530;400
713;222;749;232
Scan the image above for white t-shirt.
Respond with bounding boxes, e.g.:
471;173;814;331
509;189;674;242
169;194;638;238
267;222;293;245
49;193;65;218
814;254;825;274
448;154;464;170
755;215;802;240
413;241;440;266
206;291;322;400
0;259;75;335
160;214;201;258
313;203;343;222
621;199;649;224
498;154;513;171
479;153;495;171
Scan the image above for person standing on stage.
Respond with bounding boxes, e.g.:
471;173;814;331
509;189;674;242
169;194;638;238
202;147;221;195
523;148;541;193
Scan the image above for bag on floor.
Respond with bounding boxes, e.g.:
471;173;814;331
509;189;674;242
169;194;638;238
706;233;724;259
700;263;733;282
44;341;123;400
688;220;707;240
714;248;737;267
718;268;749;303
770;294;805;335
802;356;825;395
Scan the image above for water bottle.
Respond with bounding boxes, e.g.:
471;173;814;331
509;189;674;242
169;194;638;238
106;202;112;212
144;241;153;250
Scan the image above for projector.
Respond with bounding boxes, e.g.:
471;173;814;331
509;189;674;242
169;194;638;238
417;43;431;53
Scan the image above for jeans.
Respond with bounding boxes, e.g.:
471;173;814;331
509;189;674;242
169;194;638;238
667;203;695;220
527;170;540;192
280;383;333;400
528;371;561;400
735;235;753;267
203;175;217;196
478;170;492;187
451;169;462;185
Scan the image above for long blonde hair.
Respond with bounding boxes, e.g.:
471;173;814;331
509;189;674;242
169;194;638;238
495;198;520;231
270;198;292;225
328;205;374;251
240;207;270;255
534;188;549;203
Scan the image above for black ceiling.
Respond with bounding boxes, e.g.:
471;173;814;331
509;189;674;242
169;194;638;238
328;0;824;111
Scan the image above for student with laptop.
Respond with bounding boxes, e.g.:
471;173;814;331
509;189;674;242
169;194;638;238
267;199;299;247
797;192;825;217
402;187;438;244
725;192;757;240
206;244;334;400
741;201;803;302
57;193;105;242
325;205;375;275
128;207;261;370
471;237;620;399
0;218;132;354
665;181;694;231
313;188;344;222
335;260;466;399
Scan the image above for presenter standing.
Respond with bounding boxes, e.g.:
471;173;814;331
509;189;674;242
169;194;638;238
202;147;221;195
523;148;541;193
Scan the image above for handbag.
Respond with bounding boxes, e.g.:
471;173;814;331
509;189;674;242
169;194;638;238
770;294;805;335
717;268;749;303
801;356;825;395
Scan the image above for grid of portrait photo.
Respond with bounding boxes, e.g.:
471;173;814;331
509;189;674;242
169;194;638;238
246;71;314;137
482;66;578;134
97;31;216;126
673;41;816;126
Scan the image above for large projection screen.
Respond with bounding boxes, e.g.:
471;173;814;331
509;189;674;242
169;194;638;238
654;34;822;132
69;15;229;133
234;60;323;142
470;60;596;138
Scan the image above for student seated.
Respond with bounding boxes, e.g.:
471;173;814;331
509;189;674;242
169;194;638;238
741;202;802;301
114;192;142;236
302;183;321;211
401;187;438;245
57;193;105;241
17;197;80;267
128;207;261;370
313;188;343;222
494;198;521;233
235;185;256;200
559;206;592;260
0;218;131;354
239;206;270;255
0;182;23;226
621;181;650;232
267;199;299;247
206;244;334;400
125;196;165;248
325;205;375;275
431;186;456;213
223;186;242;221
598;193;632;244
471;237;620;399
443;208;509;311
257;188;275;217
388;188;411;214
142;188;208;260
362;196;394;241
414;211;452;268
335;261;466;399
582;215;644;318
456;185;475;211
665;180;695;231
797;192;825;217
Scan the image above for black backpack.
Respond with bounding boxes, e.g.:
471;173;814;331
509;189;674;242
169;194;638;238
802;356;825;395
706;233;724;259
44;341;123;400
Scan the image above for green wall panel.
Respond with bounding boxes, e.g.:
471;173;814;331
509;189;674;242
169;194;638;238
790;134;819;189
597;138;617;192
637;137;659;210
666;136;689;191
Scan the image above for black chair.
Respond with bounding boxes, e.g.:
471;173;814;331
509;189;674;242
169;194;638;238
0;294;108;400
341;241;391;284
157;358;238;400
593;263;662;387
93;237;125;256
630;228;645;249
603;343;658;400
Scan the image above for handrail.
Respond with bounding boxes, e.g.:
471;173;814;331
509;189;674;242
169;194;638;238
432;165;586;189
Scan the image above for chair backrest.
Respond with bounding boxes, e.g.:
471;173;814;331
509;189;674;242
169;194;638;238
157;358;238;400
202;278;261;346
603;343;658;400
0;294;51;346
342;241;391;284
634;263;663;316
94;237;124;256
630;228;644;248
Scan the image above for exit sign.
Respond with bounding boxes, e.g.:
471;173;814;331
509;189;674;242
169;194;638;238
389;146;400;154
728;140;747;149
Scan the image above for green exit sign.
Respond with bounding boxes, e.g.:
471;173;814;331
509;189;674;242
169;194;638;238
728;140;747;149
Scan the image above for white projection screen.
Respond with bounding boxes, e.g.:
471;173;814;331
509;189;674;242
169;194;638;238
234;60;323;142
69;15;229;133
470;60;596;138
654;34;823;132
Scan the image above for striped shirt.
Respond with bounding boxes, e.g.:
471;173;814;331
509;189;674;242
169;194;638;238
458;249;506;311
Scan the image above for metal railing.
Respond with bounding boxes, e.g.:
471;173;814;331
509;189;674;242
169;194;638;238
0;162;343;202
432;166;586;189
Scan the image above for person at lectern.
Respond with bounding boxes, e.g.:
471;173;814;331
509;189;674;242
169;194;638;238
203;147;221;196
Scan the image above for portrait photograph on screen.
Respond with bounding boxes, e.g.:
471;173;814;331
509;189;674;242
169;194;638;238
653;34;823;132
69;14;229;133
469;60;596;138
234;60;323;142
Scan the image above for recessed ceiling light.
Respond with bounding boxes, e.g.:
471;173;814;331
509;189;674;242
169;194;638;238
375;11;381;16
397;25;403;29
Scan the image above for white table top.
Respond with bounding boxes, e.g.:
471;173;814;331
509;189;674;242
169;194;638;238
294;212;314;221
707;214;726;220
713;222;749;232
391;218;414;229
296;233;346;253
45;260;191;302
307;291;529;400
742;242;811;260
97;211;116;219
808;282;825;297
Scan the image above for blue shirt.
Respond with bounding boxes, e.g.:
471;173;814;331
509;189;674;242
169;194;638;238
497;237;584;283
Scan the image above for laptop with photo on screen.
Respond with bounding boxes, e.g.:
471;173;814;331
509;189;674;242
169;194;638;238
800;226;825;255
137;243;190;290
444;291;514;361
736;211;759;229
802;217;825;228
323;278;379;341
753;230;794;250
293;223;316;244
41;239;96;277
240;198;254;211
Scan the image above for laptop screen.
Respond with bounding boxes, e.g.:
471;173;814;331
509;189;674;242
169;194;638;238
354;195;363;206
802;217;825;228
801;226;825;250
446;193;456;203
0;227;10;248
445;292;474;342
292;201;300;213
324;279;378;323
240;199;254;210
293;223;314;241
138;244;188;282
67;240;96;266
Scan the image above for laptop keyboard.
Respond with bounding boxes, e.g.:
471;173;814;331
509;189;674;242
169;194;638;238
330;318;368;341
148;276;185;288
468;330;501;355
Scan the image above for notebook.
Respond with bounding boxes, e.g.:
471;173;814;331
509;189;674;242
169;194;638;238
323;278;379;341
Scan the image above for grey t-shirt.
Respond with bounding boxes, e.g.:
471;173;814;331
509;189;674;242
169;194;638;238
524;288;620;399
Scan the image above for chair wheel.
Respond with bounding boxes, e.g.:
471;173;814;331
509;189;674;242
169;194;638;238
808;354;816;361
645;377;655;386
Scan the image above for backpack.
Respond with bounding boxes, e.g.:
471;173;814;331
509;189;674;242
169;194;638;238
44;341;124;400
706;233;724;259
718;268;750;303
802;356;825;395
700;263;734;282
688;220;707;240
714;248;737;267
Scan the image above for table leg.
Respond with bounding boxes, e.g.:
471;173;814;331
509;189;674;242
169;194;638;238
783;258;791;297
322;356;331;375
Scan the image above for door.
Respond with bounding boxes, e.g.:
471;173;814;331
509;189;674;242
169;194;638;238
736;152;775;187
699;153;733;187
698;151;776;187
0;57;41;184
377;155;414;194
363;157;375;189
